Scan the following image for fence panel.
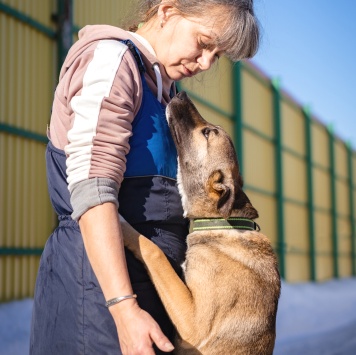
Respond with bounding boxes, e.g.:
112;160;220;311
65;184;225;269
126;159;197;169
241;66;277;248
0;0;56;301
280;97;309;281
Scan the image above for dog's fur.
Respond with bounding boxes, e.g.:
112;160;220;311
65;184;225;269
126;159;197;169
120;92;281;354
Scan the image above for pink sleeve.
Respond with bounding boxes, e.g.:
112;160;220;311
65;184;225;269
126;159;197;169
49;39;143;220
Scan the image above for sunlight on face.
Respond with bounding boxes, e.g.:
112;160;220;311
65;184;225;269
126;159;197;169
155;11;228;80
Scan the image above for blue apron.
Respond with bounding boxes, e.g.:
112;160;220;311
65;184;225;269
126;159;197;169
30;40;188;355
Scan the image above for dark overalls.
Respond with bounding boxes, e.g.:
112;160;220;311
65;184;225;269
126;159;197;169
30;41;188;354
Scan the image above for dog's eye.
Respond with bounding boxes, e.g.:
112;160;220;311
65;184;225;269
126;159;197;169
202;128;210;139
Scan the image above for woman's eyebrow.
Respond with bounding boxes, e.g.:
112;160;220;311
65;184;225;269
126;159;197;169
200;31;220;44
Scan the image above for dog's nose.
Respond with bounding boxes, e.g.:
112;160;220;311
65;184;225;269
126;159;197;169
176;91;188;100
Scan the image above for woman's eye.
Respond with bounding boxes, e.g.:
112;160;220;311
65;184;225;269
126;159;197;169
199;41;208;49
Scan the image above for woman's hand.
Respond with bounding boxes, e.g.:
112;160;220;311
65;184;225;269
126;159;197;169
110;298;175;354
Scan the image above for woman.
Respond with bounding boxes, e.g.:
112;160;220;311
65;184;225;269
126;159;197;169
30;1;259;354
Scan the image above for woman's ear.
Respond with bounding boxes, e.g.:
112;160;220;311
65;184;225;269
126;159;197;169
157;2;177;24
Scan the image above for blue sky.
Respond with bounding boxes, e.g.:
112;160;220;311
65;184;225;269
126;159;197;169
251;0;356;148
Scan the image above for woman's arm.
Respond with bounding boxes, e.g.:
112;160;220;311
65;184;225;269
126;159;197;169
79;202;174;354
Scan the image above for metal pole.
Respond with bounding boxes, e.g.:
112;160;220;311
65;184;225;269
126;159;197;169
232;62;244;174
346;142;356;276
55;0;73;76
272;78;286;279
303;106;316;281
328;125;339;278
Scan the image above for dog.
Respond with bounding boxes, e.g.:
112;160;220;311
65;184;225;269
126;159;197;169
120;91;281;354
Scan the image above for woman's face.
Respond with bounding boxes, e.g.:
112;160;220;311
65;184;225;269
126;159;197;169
150;9;226;81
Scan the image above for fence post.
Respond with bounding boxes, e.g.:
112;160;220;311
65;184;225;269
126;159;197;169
347;142;356;276
328;125;339;278
271;78;286;279
55;0;73;75
232;62;244;174
303;106;316;281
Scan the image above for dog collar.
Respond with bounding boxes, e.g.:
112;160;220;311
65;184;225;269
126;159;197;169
191;218;260;232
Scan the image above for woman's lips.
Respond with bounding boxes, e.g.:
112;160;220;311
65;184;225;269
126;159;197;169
182;65;194;77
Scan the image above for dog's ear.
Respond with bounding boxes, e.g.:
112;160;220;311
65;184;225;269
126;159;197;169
207;170;235;219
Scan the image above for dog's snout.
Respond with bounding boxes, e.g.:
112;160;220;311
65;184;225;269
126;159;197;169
176;91;188;100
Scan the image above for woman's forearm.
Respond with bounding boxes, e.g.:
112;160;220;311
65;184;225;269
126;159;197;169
79;202;134;303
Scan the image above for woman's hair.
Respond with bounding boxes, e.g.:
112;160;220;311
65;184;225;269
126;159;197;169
123;0;260;61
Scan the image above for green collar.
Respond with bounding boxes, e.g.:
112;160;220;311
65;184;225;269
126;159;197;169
192;218;260;232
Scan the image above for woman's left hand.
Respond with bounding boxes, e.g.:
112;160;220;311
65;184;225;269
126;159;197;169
110;298;175;354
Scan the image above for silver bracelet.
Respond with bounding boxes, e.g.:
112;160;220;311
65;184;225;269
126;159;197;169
105;294;137;308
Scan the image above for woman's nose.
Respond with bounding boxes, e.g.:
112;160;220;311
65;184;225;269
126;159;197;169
197;50;216;71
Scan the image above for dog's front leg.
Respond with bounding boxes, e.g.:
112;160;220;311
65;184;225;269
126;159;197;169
119;217;195;340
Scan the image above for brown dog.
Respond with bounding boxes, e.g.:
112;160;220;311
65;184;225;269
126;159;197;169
120;91;281;354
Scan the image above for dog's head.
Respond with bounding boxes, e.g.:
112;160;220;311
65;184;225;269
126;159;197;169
167;91;258;220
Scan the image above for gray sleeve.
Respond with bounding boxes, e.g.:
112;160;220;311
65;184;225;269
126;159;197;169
70;177;119;221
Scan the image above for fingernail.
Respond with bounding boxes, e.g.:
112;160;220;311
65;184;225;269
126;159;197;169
165;342;174;350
